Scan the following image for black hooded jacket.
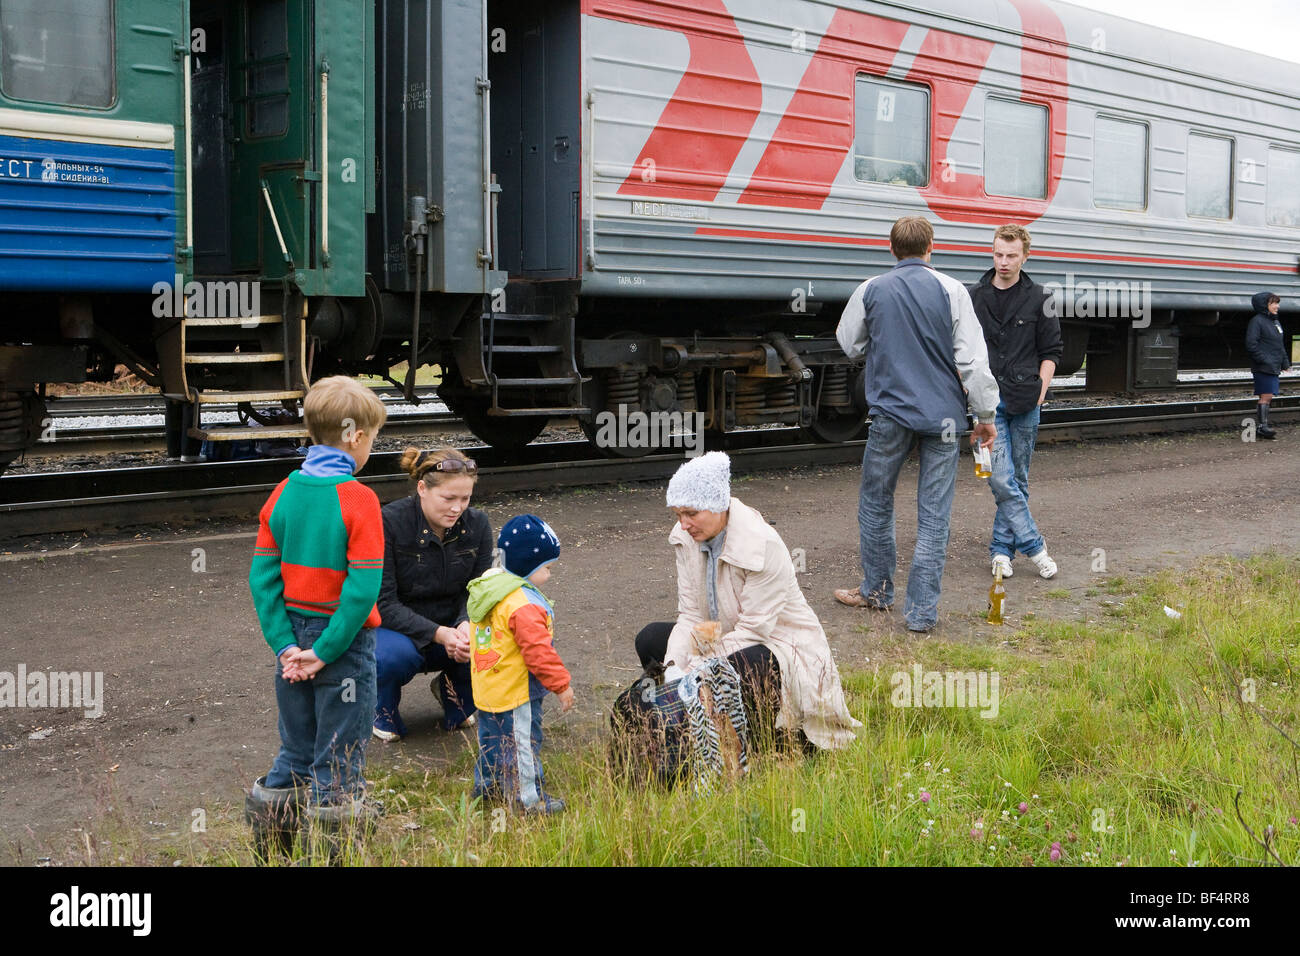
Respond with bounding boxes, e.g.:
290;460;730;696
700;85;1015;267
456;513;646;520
969;268;1063;415
1245;291;1290;376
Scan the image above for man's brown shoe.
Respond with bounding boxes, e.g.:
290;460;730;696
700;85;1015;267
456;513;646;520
834;587;888;610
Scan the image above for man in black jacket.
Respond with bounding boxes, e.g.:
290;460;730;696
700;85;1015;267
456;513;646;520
1245;291;1289;439
968;225;1063;580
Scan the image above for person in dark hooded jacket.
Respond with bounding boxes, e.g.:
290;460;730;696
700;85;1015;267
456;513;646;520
1245;291;1289;439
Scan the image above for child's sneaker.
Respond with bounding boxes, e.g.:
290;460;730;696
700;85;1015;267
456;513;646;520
523;795;567;815
1028;549;1058;579
449;713;477;732
991;554;1013;578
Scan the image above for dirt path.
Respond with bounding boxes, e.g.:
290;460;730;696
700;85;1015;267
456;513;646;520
1;430;1296;860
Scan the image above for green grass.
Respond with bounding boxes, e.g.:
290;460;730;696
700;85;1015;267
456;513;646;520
114;556;1300;865
357;363;442;388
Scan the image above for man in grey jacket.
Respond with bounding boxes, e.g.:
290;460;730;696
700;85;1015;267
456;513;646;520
833;216;1000;632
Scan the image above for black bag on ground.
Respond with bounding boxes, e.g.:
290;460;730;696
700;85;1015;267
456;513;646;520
608;672;690;788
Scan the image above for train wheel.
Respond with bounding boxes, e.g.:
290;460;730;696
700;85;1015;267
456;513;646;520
580;367;702;458
0;391;45;475
457;401;549;451
806;365;869;443
579;371;653;458
807;405;870;443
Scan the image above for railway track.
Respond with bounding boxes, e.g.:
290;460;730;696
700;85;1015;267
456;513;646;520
29;370;1298;456
2;394;1295;541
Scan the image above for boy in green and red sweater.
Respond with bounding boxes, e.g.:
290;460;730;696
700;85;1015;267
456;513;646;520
245;376;388;855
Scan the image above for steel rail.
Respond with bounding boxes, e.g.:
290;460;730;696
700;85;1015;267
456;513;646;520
2;395;1295;541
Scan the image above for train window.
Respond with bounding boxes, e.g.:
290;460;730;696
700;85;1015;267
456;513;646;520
0;0;113;108
246;0;289;138
1093;116;1148;211
1186;133;1233;219
984;97;1047;199
1267;146;1300;227
853;76;929;187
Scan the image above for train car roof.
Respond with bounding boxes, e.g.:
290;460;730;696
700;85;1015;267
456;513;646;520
880;0;1300;96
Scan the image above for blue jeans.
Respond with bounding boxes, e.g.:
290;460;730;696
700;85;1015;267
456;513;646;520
373;626;476;735
857;414;958;631
987;402;1045;560
265;613;376;805
472;679;548;808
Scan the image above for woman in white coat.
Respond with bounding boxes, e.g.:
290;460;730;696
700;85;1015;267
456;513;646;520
635;452;861;750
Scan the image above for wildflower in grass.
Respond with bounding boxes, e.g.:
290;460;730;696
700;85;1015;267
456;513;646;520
1018;802;1029;814
1289;816;1298;826
1049;841;1062;862
920;790;931;804
942;767;950;774
970;827;983;841
1067;831;1078;843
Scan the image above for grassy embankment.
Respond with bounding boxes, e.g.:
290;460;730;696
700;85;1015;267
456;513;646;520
93;556;1300;865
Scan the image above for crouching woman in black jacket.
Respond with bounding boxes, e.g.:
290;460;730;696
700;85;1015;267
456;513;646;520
372;447;493;740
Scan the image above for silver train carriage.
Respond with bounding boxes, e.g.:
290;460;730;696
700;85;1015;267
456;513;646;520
422;0;1299;449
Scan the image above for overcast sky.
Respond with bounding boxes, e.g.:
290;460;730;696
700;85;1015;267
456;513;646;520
1069;0;1300;63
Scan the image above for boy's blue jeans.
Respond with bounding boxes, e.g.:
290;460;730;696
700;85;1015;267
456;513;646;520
856;413;958;631
473;683;547;808
986;402;1045;560
265;612;376;805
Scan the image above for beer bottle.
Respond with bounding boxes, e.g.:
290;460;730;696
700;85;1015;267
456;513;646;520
974;443;992;479
987;569;1005;625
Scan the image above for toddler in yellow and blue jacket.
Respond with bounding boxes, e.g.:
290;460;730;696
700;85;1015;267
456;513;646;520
466;515;574;813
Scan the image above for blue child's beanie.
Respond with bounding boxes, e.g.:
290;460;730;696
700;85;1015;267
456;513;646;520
498;514;561;579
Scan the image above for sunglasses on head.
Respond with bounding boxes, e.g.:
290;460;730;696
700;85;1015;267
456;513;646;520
418;452;477;475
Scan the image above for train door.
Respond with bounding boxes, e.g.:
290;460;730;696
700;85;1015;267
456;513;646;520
191;0;232;275
490;0;581;278
224;0;372;296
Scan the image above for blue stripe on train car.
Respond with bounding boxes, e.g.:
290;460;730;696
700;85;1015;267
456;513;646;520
0;133;176;292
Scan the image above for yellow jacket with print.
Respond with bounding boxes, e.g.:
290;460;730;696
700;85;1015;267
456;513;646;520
465;568;570;713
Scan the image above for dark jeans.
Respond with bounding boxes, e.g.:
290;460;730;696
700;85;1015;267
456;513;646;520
635;621;782;746
266;613;376;804
374;626;475;734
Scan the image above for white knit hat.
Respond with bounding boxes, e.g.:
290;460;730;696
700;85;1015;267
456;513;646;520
665;451;731;512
